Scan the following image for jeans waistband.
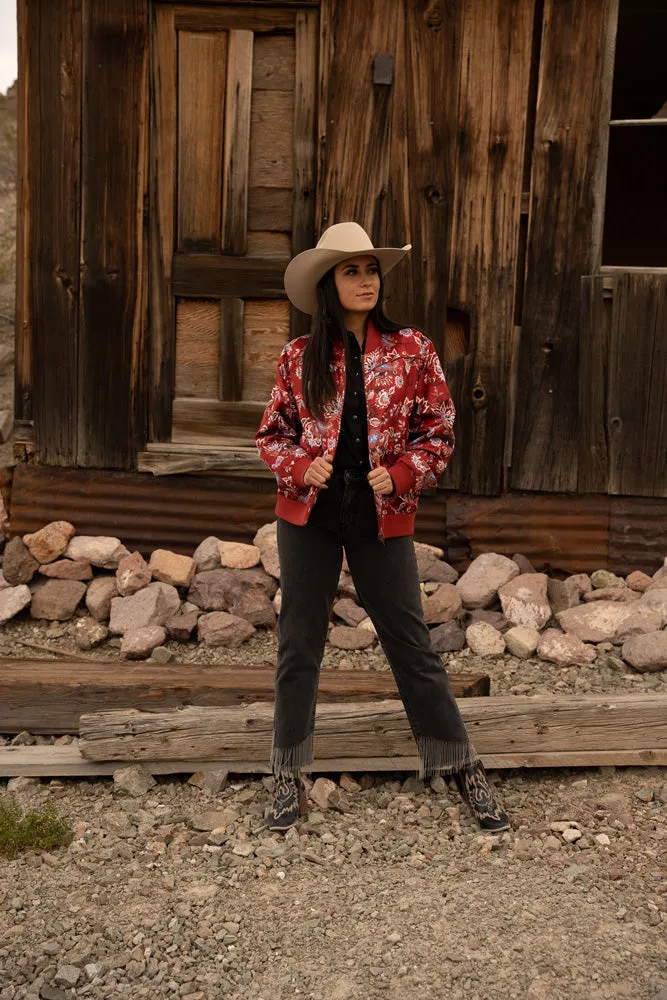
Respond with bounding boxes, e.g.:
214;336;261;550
331;468;370;483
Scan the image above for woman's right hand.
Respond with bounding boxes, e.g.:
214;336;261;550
303;455;333;488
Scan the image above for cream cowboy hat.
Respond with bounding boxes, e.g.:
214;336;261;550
283;221;412;315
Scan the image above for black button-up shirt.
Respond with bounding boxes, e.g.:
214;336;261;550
333;328;371;472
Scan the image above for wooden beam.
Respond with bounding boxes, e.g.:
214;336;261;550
0;662;489;734
14;0;31;425
79;694;667;762
171;253;287;297
579;276;610;493
2;744;665;778
220;298;245;401
173;6;297;32
222;30;253;255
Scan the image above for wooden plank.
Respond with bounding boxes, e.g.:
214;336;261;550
172;397;266;437
14;0;31;426
242;299;290;401
290;9;318;340
140;448;273;474
77;0;149;469
172;253;287;297
252;32;295;90
174;298;221;398
248;187;293;230
608;273;667;497
78;694;667;762
220;298;245;401
248;90;295;189
222;30;253;255
149;4;178;442
174;6;297;32
0;662;488;734
510;0;619;491
29;0;82;465
578;276;610;493
177;30;227;251
446;0;535;495
246;231;291;258
2;744;666;778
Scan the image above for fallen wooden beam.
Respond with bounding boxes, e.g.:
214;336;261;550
0;661;489;734
78;694;667;764
0;744;664;778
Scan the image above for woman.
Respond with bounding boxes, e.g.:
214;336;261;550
255;222;510;835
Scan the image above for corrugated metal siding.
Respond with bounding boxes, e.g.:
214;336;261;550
609;498;667;575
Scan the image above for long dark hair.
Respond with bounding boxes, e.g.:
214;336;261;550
301;262;408;420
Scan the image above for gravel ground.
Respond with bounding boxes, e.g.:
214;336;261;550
1;615;667;1000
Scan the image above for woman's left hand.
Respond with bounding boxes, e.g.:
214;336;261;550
367;466;395;495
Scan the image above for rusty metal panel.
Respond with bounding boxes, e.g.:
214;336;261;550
9;464;277;555
445;492;611;574
609;498;667;576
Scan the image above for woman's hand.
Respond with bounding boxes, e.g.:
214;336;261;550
367;466;395;495
304;455;333;488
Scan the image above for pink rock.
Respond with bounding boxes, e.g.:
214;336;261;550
466;609;508;631
252;522;277;552
121;626;168;660
647;560;667;591
621;631;667;672
3;537;39;585
614;607;663;644
583;587;640;603
116;551;151;596
626;570;653;592
259;547;280;580
422;583;462;624
85;576;119;622
166;611;200;641
337;572;358;600
192;536;222;572
23;521;76;564
39;559;93;581
498;573;551;630
333;598;367;626
218;540;261;569
309;777;349;813
188;567;277;611
0;584;32;624
637;588;667;625
197;611;256;647
149;549;196;589
415;549;458;584
0;569;10;592
30;580;87;621
109;581;181;635
228;586;276;627
456;553;520;609
537;628;596;666
568;573;593;596
546;578;581;614
328;625;376;650
74;617;109;650
556;601;641;644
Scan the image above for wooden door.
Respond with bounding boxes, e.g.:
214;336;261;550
146;3;317;471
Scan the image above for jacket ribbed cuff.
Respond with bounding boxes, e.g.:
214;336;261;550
387;459;414;496
291;456;313;488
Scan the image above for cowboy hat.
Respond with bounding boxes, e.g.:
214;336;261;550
283;221;412;315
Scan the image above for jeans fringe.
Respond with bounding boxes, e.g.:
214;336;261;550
270;730;314;778
415;734;479;780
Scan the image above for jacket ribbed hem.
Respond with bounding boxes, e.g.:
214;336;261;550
275;494;416;537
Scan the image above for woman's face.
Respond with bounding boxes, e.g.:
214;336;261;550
333;255;381;314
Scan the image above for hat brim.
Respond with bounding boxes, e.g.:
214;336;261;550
284;245;412;315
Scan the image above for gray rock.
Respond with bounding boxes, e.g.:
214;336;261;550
109;581;180;635
456;553;520;609
166;610;200;641
65;534;130;569
188;566;277;610
112;764;157;796
151;645;174;663
547;577;582;614
197;611;256;647
2;536;39;585
121;626;168;659
30;579;87;621
415;549;459;584
638;588;667;625
193;536;222;572
430;620;466;652
621;631;667;672
229;585;276;627
85;575;119;622
54;965;81;988
465;608;509;632
0;584;32;624
512;552;536;574
259;546;280;580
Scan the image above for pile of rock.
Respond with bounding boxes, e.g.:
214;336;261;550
0;519;666;671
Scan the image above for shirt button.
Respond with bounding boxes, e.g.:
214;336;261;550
352;414;359;421
355;437;361;443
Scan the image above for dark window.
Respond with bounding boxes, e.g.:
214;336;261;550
601;0;667;266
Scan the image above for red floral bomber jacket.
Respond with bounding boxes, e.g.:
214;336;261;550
254;318;455;542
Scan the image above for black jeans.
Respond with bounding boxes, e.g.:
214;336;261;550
271;469;478;780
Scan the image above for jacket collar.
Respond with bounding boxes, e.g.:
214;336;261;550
332;316;384;360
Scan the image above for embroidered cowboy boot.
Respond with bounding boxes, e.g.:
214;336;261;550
266;771;309;832
452;758;511;832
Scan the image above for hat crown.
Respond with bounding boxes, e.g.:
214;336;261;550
315;222;375;254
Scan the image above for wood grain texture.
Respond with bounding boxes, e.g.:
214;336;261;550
222;29;253;254
607;273;667;497
0;662;487;734
149;4;177;442
77;0;149;469
172;398;266;440
252;32;295;90
248;186;293;230
290;9;318;340
510;0;619;491
446;0;535;495
248;89;295;188
14;0;31;426
29;0;82;465
177;30;227;251
78;694;667;762
578;276;610;493
220;297;245;400
172;253;287;297
245;231;291;258
242;299;290;400
174;298;221;398
174;6;297;32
